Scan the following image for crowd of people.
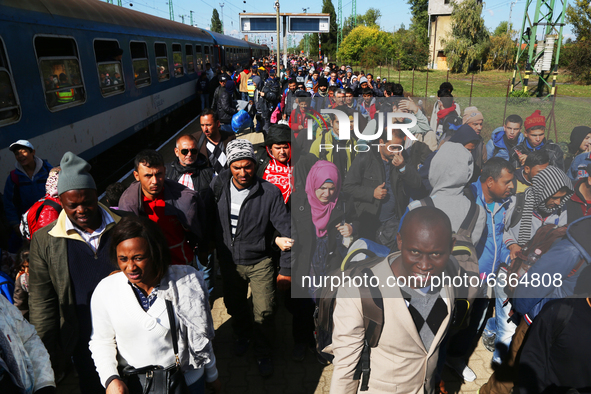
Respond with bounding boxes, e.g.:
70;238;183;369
0;54;590;394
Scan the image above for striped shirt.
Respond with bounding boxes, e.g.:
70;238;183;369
230;179;252;238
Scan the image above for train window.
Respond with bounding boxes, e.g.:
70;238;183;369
34;36;85;111
172;43;183;77
185;44;194;73
94;39;124;97
130;41;151;87
0;38;20;126
195;45;203;70
155;43;169;82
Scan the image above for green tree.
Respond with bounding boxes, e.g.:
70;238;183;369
341;8;382;40
407;0;429;46
394;26;429;69
320;0;338;59
211;9;223;33
493;21;514;37
442;0;490;72
337;25;399;64
566;0;591;42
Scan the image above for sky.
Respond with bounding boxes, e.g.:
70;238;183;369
116;0;573;45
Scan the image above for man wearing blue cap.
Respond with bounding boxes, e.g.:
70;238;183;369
3;140;52;234
29;152;121;394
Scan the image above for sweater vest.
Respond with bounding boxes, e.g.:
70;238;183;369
67;230;115;341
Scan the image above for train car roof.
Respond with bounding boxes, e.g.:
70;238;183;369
0;0;214;42
203;30;250;48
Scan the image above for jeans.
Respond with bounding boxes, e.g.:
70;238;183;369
187;374;205;394
200;94;209;110
241;92;250;102
218;257;276;357
196;252;215;295
483;274;517;365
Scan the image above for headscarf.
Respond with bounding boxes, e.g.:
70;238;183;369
45;167;61;198
518;165;574;245
305;161;341;237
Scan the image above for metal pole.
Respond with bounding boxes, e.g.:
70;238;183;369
275;1;280;68
446;69;449;82
503;78;511;124
411;68;415;96
282;15;287;67
469;73;474;106
190;11;194;26
425;70;429;100
398;60;401;83
219;3;225;34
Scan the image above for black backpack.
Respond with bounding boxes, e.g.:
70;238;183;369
314;249;383;392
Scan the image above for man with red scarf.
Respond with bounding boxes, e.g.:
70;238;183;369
256;124;293;209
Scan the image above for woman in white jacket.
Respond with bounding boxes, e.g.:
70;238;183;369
89;216;221;394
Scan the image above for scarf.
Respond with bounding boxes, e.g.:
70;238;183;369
305;161;341;237
518;166;574;245
437;103;457;125
262;146;293;204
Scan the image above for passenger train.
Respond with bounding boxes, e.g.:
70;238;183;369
0;0;269;181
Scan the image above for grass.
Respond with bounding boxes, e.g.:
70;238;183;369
349;67;591;98
345;67;590;144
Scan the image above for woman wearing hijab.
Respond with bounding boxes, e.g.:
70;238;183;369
288;160;358;362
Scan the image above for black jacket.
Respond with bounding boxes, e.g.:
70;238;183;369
343;143;428;220
291;192;358;297
257;77;281;118
165;157;214;193
210;169;291;275
512;139;565;171
216;87;237;124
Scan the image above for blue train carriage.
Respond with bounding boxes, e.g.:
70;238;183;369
0;0;213;182
248;42;270;60
203;30;253;69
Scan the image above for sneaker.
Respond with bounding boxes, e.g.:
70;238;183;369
234;338;250;356
482;333;496;353
257;357;274;377
446;357;477;382
292;343;306;362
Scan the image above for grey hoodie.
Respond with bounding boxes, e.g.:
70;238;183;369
407;142;486;245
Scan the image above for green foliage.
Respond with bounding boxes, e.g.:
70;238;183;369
337;26;398;64
341;8;382;39
360;45;383;69
321;0;338;59
508;89;532;105
211;9;223;34
394;26;429;69
493;21;514;37
407;0;429;46
484;33;517;71
565;40;591;84
566;0;591;42
442;0;490;73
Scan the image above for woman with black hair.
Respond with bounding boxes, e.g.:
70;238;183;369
89;216;220;394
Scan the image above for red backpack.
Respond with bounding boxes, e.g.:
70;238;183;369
20;198;61;240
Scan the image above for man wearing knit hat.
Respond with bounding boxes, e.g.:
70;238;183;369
210;139;291;378
28;152;121;394
513;109;564;171
462;106;486;170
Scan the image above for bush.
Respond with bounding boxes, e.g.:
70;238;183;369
565;40;591;84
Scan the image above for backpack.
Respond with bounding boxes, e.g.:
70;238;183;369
507;192;526;229
504;224;582;296
440;113;463;141
314;248;384;391
20;198;62;240
418;196;481;312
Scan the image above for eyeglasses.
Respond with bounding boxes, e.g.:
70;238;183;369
180;149;198;155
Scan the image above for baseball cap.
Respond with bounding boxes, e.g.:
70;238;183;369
346;68;352;73
219;75;228;82
269;69;276;75
359;76;368;84
9;140;34;152
377;76;381;80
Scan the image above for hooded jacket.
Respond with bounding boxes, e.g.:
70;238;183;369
469;180;511;277
485;126;524;165
513;216;591;324
567;151;591;181
405;142;486;245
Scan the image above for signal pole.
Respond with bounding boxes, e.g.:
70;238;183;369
219;3;225;34
275;1;281;67
190;11;194;26
169;0;174;21
511;0;567;97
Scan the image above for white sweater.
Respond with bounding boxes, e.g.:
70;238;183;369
89;272;218;388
